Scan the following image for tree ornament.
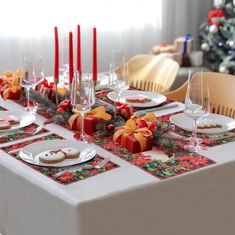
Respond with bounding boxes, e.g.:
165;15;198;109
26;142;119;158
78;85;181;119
213;0;225;9
201;42;210;52
107;124;114;130
219;64;229;73
209;24;218;34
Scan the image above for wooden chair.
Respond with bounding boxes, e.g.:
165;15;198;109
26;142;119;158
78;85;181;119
120;54;179;93
164;71;235;118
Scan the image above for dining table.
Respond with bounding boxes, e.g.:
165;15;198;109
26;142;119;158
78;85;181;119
1;90;235;235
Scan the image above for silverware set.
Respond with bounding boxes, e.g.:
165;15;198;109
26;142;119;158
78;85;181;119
54;156;111;178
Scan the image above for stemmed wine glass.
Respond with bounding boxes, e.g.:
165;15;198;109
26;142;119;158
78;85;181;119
71;72;95;142
184;71;210;152
109;51;129;102
20;54;44;113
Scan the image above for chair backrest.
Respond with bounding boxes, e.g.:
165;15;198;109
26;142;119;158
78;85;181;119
165;71;235;118
193;72;235;118
125;54;179;93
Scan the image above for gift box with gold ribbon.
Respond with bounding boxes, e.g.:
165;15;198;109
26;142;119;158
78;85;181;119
0;70;22;100
68;106;112;134
113;113;158;153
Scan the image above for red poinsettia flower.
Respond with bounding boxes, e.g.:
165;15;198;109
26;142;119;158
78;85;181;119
180;161;192;169
208;8;225;27
60;172;74;182
177;155;193;162
103;142;118;150
131;156;152;166
190;157;207;167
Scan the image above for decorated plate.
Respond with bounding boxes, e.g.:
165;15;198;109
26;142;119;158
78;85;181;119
107;90;167;107
0;111;35;133
170;113;235;134
19;140;96;167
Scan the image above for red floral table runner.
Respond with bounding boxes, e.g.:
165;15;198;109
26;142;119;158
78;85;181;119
157;113;235;147
0;123;49;144
0;133;119;185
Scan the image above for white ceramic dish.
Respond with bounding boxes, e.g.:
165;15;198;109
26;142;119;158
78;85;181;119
19;140;96;167
170;113;235;134
107;90;167;107
0;111;35;133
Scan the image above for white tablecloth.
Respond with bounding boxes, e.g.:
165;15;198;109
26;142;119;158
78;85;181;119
1;99;235;235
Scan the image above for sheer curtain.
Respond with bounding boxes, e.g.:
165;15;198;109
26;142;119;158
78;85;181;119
0;0;211;75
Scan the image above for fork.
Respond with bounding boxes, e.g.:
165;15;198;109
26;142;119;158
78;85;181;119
54;156;111;178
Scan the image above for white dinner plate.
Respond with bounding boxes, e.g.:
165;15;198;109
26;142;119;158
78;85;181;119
107;90;167;107
0;111;35;133
19;140;96;167
170;113;235;134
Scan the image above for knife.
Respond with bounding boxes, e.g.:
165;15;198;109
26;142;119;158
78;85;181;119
134;104;179;116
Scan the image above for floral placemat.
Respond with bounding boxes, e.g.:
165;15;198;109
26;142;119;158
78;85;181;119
0;123;49;144
158;113;235;147
1;133;119;185
91;135;215;180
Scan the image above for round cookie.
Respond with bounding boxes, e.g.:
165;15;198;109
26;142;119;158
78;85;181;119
0;121;11;130
61;147;80;159
38;150;65;164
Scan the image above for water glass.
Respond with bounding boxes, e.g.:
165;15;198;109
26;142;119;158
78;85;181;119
184;71;210;152
71;73;95;142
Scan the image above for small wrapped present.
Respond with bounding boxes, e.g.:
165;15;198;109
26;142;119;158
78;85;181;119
38;80;55;99
174;34;193;55
152;43;176;54
115;102;133;119
113;118;154;153
0;70;22;100
68;106;112;134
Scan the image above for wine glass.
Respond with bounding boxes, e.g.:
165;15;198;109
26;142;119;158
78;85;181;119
71;72;95;142
184;72;210;152
20;54;44;113
109;51;129;102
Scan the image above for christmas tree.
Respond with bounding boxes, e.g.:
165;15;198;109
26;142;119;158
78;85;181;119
200;0;235;73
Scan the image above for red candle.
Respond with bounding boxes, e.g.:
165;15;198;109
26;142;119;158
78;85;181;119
69;31;74;84
92;27;97;81
77;25;82;76
54;27;59;84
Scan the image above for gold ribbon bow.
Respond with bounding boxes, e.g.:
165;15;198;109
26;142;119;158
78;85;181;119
113;119;152;152
130;112;157;125
68;106;112;129
1;71;22;100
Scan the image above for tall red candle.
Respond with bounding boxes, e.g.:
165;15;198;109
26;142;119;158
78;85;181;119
54;27;59;84
69;31;74;84
77;25;82;76
92;27;97;81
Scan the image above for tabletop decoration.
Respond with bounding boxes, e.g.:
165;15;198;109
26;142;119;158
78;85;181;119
68;106;112;134
1;133;119;185
92;27;97;85
77;25;82;76
0;70;22;100
69;31;74;86
54;26;59;105
115;101;133;119
112;113;157;153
